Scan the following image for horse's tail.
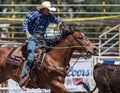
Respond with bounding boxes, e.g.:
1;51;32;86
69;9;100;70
78;81;97;93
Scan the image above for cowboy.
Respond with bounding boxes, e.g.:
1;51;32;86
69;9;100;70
19;1;63;91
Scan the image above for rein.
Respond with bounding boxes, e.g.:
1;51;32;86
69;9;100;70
66;55;81;75
44;45;89;49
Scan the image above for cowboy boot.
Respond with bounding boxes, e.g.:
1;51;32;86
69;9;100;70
19;75;29;91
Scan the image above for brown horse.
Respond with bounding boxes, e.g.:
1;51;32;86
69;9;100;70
0;29;97;93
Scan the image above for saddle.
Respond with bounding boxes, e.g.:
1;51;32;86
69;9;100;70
6;42;45;68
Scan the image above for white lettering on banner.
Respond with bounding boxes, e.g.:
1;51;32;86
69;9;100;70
64;59;92;92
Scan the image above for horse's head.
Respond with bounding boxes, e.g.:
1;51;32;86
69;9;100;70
65;28;98;58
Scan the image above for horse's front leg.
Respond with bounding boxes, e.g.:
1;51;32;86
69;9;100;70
0;70;10;83
0;67;10;83
50;79;68;93
0;75;9;83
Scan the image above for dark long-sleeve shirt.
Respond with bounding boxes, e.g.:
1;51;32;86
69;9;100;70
22;10;63;35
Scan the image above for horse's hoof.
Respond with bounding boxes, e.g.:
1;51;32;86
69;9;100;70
21;85;27;91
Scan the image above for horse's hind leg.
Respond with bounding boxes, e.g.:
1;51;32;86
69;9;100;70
50;80;68;93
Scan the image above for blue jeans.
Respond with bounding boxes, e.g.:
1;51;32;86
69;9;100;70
20;38;47;79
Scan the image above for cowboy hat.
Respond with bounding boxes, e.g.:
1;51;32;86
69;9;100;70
37;1;56;11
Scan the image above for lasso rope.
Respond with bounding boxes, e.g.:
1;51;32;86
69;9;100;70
38;44;92;49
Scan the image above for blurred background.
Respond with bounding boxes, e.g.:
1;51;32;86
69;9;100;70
0;0;120;93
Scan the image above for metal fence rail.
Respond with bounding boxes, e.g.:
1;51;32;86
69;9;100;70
1;12;120;15
1;4;120;7
1;4;120;15
99;24;119;56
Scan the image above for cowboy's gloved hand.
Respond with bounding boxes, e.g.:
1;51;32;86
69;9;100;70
26;33;32;39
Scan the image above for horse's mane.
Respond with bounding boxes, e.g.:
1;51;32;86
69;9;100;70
61;27;80;38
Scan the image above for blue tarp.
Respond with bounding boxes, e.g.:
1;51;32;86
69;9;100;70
103;60;115;64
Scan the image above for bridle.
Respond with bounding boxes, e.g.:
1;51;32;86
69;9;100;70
72;33;92;47
65;32;91;48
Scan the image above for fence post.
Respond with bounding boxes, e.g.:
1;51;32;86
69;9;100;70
102;0;107;40
103;26;107;40
57;0;61;18
11;0;15;39
118;24;120;56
